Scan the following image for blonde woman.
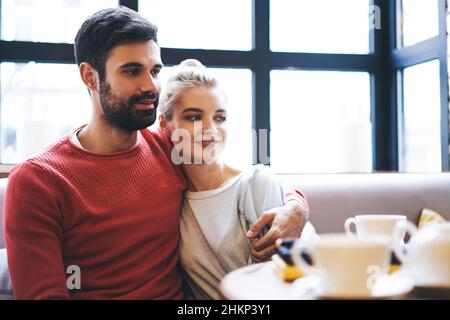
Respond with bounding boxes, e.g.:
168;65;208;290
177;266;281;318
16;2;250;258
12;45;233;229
159;60;315;299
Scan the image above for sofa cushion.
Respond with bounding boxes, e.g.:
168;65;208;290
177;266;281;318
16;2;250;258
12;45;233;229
0;178;7;249
418;208;447;228
0;248;13;300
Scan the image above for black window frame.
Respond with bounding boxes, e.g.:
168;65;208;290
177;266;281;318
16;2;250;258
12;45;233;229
0;0;447;172
393;0;449;171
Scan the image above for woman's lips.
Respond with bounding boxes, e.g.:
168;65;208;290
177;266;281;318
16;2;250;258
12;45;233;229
200;140;220;148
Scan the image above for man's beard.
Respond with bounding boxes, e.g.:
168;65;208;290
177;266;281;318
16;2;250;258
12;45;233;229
99;82;158;132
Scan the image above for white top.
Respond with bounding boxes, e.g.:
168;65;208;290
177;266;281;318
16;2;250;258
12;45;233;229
180;164;316;299
71;128;83;148
185;171;245;253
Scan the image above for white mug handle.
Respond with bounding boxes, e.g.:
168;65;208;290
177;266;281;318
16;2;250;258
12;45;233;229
344;217;357;238
393;220;418;264
291;239;315;275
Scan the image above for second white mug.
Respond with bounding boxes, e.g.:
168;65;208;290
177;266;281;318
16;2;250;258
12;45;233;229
345;214;407;247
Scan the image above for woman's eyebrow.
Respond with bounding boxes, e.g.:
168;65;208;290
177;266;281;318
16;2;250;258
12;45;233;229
181;108;227;113
182;108;204;113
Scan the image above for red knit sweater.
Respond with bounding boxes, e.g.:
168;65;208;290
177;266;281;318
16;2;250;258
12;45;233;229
4;127;186;299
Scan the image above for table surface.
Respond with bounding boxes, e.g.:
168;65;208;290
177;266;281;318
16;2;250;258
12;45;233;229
219;262;450;300
220;262;297;300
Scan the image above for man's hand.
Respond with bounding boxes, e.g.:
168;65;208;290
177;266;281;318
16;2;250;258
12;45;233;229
246;201;308;263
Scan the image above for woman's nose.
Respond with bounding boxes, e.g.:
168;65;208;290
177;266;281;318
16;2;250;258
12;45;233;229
202;119;218;132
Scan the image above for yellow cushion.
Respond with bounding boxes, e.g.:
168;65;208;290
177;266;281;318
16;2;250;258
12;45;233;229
418;208;447;229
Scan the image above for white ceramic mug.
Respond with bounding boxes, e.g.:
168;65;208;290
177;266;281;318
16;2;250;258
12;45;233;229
345;215;407;248
393;221;450;288
291;234;391;297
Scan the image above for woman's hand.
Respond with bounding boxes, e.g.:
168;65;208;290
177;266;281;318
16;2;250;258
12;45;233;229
246;201;308;263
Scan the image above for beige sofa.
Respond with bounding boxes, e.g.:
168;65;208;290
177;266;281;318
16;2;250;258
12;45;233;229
0;178;7;249
1;173;450;249
280;173;450;232
0;173;450;299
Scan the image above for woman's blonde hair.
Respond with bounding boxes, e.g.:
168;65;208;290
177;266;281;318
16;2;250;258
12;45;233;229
159;59;220;119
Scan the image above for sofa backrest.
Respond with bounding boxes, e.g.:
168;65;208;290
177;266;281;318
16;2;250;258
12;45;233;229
281;173;450;233
0;178;7;249
1;174;449;248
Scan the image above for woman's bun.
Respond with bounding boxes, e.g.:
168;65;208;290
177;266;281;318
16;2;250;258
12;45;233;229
179;59;204;68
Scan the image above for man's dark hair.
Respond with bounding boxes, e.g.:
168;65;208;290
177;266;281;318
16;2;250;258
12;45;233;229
74;6;158;82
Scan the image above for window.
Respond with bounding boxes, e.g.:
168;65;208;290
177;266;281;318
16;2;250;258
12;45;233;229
0;1;448;174
398;0;439;47
270;0;370;54
270;70;371;173
401;60;442;172
0;62;90;163
394;0;447;172
138;0;252;51
211;68;253;169
1;0;119;43
447;1;450;170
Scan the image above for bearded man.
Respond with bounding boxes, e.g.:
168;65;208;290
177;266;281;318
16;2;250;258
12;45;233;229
3;7;308;300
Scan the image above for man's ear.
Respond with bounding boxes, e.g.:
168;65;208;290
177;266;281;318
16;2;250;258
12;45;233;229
79;62;99;92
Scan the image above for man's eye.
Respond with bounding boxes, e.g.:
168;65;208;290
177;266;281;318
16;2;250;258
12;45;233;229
124;68;140;76
150;69;161;77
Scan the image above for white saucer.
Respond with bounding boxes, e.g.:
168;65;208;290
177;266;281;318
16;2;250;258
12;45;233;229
291;274;414;300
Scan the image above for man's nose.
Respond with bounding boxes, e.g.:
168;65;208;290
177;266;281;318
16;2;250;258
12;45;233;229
140;72;158;93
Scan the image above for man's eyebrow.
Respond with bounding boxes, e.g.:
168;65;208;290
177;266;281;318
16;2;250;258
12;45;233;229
119;62;143;69
119;62;164;69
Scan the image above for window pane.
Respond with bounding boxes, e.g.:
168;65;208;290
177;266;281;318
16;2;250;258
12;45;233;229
448;3;450;169
402;60;441;172
270;70;372;173
1;0;118;43
213;69;252;169
139;0;252;51
400;0;439;47
156;66;253;170
271;0;370;54
1;63;91;163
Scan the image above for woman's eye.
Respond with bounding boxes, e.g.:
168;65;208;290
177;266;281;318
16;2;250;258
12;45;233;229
186;115;201;121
